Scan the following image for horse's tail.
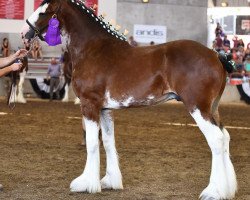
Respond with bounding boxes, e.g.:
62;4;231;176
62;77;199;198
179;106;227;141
218;53;236;73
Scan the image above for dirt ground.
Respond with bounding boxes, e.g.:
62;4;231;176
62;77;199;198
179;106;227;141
0;100;249;200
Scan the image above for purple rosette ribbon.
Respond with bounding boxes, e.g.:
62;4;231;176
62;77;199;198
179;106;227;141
45;17;62;46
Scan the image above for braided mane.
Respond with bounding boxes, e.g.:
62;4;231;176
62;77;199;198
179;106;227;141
69;0;127;41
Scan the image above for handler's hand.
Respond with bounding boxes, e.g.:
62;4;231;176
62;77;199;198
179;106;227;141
10;63;23;71
14;49;28;59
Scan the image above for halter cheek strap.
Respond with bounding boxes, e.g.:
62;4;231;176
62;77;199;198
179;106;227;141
25;19;47;41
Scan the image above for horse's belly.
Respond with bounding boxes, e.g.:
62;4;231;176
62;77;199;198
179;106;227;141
103;90;180;109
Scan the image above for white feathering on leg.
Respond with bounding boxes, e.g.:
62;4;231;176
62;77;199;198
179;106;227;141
70;118;101;193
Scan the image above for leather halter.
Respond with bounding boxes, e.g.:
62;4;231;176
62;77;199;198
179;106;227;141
25;2;62;41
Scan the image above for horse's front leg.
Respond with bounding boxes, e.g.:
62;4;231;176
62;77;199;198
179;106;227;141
16;71;27;103
70;108;101;193
100;110;123;190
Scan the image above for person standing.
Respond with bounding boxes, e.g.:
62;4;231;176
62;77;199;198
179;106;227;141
47;57;61;101
31;39;43;61
215;22;223;36
215;34;223;51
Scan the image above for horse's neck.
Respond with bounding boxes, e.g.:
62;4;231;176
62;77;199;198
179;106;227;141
61;2;109;59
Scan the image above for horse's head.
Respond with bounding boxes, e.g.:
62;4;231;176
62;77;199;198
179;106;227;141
21;0;62;44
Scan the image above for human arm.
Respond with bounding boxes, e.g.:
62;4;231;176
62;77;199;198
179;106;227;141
0;49;27;68
0;62;22;77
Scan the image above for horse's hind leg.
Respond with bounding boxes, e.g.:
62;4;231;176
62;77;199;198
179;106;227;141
100;110;123;190
221;127;237;198
190;106;237;200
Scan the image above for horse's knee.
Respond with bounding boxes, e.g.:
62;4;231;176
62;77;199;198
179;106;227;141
84;118;100;154
87;140;99;154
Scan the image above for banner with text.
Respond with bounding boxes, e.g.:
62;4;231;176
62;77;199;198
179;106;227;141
134;24;167;44
0;0;24;20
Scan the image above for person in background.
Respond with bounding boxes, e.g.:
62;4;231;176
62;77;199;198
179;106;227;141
236;46;245;72
244;56;250;76
222;35;230;53
215;34;223;51
31;39;43;61
47;57;61;101
244;43;250;61
128;36;138;47
1;38;10;57
223;35;230;47
232;36;239;48
212;40;218;51
237;39;245;48
215;22;223;36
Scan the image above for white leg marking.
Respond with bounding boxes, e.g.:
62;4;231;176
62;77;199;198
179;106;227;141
62;84;69;102
16;71;26;103
74;97;81;104
70;118;101;193
100;110;123;190
222;128;238;198
190;109;237;200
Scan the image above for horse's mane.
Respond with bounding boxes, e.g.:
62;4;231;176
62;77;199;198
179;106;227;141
69;0;127;41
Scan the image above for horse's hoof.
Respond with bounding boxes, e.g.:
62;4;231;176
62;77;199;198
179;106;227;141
101;174;123;190
199;184;235;200
0;184;3;191
70;175;101;193
200;195;217;200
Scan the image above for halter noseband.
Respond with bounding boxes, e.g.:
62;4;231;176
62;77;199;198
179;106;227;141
26;2;62;41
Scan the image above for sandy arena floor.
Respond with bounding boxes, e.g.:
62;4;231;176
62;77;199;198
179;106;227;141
0;100;249;200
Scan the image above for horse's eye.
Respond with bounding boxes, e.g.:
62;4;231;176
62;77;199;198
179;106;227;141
39;13;46;16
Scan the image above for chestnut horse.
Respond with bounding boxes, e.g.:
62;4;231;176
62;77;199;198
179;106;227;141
21;0;237;199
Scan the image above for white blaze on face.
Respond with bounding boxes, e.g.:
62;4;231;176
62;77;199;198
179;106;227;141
29;3;49;25
20;3;49;37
